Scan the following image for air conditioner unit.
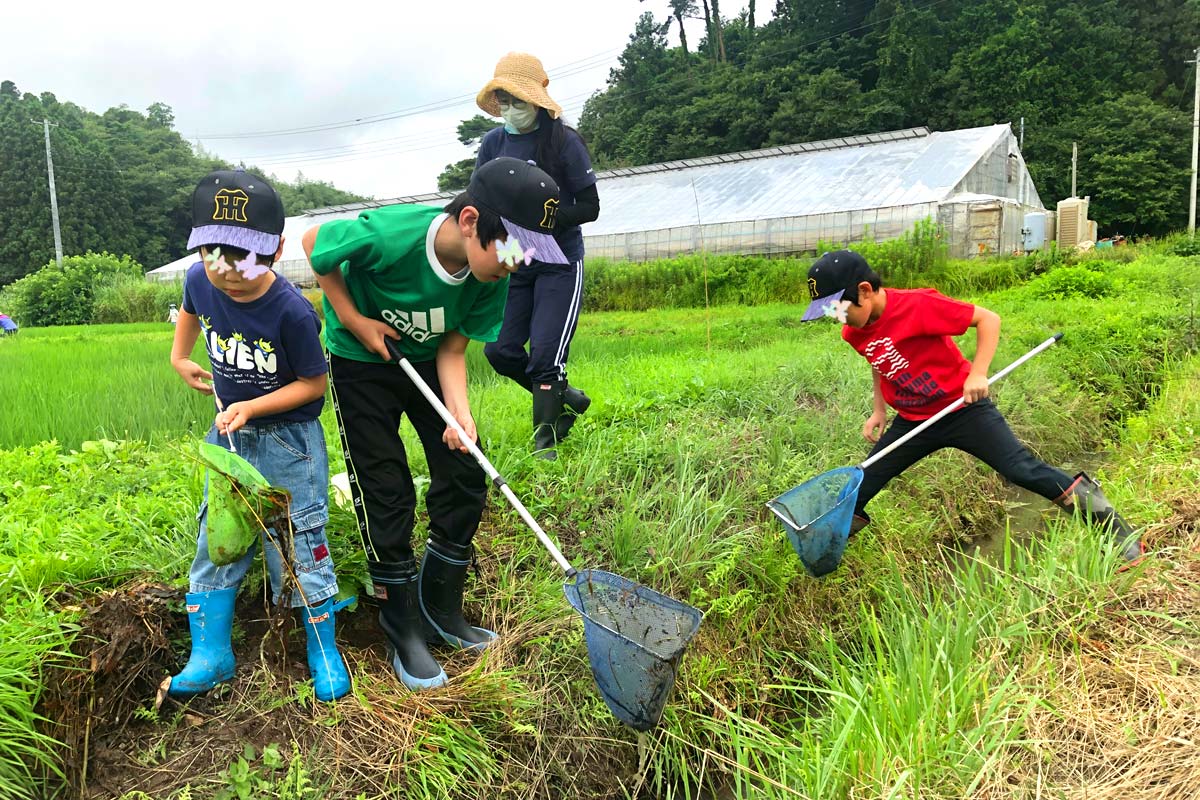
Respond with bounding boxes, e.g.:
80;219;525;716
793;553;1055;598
1056;197;1089;248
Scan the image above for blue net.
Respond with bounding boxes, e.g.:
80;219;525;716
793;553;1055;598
563;570;703;732
767;466;864;577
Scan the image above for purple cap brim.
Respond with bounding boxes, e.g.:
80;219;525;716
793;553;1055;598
801;289;845;322
501;218;570;266
187;225;280;256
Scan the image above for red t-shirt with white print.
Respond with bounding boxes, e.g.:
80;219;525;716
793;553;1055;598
842;288;976;421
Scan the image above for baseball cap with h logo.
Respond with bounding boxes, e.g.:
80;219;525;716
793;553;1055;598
187;169;285;257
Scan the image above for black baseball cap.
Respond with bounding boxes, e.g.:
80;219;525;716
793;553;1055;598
469;157;569;265
802;250;873;321
187;169;285;257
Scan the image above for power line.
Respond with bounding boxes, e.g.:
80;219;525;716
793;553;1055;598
185;51;621;141
237;102;590;170
232;0;956;173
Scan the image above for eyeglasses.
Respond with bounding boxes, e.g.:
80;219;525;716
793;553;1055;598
495;92;529;110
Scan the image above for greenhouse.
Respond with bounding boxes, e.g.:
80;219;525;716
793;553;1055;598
147;123;1045;284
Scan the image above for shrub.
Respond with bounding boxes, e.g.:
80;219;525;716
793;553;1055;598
0;252;142;327
1029;265;1113;300
1162;232;1200;257
92;275;183;324
834;217;950;287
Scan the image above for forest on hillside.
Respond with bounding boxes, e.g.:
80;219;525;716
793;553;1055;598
0;83;365;285
443;0;1198;238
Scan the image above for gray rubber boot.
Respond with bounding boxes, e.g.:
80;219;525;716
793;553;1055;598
419;535;498;651
1053;472;1143;562
532;381;566;460
374;561;447;691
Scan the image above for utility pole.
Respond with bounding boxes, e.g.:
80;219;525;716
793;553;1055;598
32;119;64;267
1071;142;1078;198
1189;46;1199;236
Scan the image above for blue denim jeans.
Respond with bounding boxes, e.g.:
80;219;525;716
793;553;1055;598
189;419;338;608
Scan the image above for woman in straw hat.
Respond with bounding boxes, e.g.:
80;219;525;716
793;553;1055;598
475;52;600;460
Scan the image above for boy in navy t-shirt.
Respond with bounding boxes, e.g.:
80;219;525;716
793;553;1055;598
167;169;351;702
802;250;1142;563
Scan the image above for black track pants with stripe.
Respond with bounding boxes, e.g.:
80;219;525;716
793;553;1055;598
854;398;1074;518
484;259;584;385
328;354;487;584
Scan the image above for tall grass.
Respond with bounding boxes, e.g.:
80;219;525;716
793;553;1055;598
92;276;184;324
0;323;213;448
1;250;1198;798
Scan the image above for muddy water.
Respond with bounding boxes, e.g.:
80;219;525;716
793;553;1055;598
951;454;1107;567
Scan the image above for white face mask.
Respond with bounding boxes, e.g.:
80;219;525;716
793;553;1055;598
501;105;539;134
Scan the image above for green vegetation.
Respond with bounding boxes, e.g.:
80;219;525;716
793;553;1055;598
0;249;1197;798
0;252;143;327
0;323;213;448
0;82;365;287
568;0;1199;237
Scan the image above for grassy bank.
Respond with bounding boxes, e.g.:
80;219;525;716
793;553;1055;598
0;250;1197;798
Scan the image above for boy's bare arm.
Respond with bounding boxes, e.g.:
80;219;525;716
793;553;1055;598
435;331;474;452
216;374;327;434
170;308;213;394
964;304;1001;404
863;368;887;442
304;225;397;360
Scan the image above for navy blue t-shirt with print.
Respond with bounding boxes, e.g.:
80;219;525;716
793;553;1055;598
476;126;597;263
181;261;326;424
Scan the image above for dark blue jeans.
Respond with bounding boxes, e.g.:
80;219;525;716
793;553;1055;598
485;259;584;385
855;399;1074;518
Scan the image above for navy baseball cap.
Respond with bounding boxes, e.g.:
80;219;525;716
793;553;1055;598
187;169;285;257
469;157;569;265
802;250;873;321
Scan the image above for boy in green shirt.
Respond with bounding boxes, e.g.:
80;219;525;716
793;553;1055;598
303;157;566;690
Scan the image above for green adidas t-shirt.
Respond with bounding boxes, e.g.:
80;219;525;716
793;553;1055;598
309;204;509;363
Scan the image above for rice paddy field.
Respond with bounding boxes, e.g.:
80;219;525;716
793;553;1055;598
1;247;1198;799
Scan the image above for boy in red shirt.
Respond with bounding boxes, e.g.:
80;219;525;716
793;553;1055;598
802;250;1142;561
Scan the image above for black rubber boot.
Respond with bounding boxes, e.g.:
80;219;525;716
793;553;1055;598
556;385;592;441
1053;472;1143;562
850;513;870;536
374;561;447;691
532;380;566;460
419;535;498;652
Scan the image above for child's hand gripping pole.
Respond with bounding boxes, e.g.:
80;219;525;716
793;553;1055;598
382;339;576;579
861;333;1063;470
211;390;238;454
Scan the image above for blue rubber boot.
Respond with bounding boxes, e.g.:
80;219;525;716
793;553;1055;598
302;597;354;702
420;535;498;652
168;587;237;698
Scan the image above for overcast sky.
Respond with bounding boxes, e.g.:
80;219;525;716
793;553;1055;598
7;0;750;199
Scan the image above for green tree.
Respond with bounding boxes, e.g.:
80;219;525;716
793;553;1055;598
0;82;365;285
273;172;367;212
1071;94;1190;235
436;114;508;191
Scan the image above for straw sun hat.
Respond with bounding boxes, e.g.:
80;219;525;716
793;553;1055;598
476;52;563;119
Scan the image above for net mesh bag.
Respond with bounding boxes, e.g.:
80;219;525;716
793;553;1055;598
767;466;863;577
563;569;703;731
